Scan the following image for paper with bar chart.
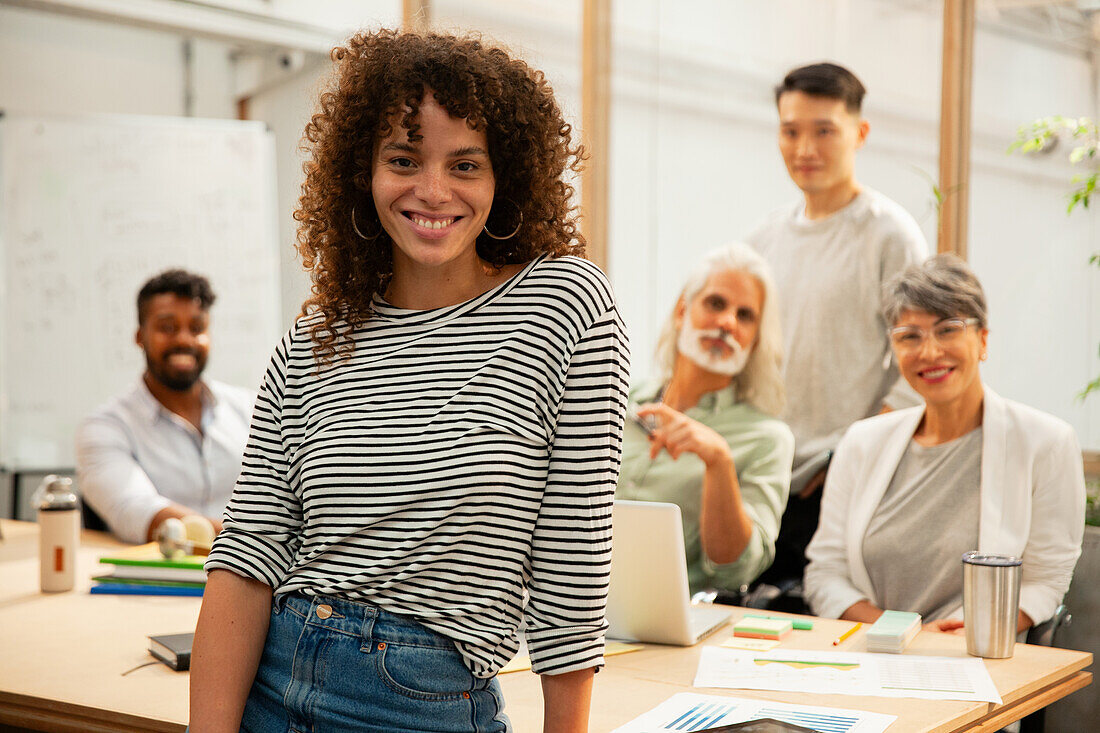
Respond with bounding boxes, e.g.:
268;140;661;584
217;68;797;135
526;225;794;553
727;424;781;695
693;647;1001;703
610;692;895;733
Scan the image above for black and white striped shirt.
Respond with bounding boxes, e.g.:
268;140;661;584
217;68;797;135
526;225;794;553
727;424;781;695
206;256;629;677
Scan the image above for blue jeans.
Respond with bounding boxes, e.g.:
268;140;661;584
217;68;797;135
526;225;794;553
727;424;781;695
241;593;512;733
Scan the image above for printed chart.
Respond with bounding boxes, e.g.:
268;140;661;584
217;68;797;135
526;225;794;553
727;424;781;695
878;656;977;695
611;692;895;733
755;705;868;733
693;648;1001;703
660;698;737;730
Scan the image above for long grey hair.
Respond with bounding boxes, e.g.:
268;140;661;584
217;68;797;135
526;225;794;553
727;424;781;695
655;243;786;416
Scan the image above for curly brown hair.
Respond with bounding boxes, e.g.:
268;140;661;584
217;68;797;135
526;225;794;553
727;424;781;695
294;29;587;364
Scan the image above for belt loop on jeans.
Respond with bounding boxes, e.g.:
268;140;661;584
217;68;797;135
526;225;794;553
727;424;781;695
358;605;378;653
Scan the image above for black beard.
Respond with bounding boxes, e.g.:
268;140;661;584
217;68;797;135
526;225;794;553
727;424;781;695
145;350;206;392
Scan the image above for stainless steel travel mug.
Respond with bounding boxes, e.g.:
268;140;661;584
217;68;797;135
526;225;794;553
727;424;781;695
962;551;1022;658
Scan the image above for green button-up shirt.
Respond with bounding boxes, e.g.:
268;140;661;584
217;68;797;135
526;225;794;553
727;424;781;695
616;381;795;594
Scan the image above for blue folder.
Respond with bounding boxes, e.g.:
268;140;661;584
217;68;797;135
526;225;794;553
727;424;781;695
90;583;204;597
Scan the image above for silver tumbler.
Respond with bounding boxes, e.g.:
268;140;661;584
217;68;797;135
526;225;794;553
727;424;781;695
962;551;1022;658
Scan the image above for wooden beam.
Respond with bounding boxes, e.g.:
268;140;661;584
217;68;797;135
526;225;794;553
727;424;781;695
1084;450;1100;480
403;0;430;32
580;0;611;271
938;0;976;258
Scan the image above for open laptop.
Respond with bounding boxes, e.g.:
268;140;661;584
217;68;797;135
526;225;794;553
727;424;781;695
606;500;732;645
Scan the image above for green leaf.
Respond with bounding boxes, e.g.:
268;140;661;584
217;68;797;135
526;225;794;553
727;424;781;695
1079;374;1100;402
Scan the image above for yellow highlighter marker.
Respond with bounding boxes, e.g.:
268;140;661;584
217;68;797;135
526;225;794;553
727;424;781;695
832;622;863;646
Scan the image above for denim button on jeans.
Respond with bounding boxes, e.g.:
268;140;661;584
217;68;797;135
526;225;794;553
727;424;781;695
240;593;512;733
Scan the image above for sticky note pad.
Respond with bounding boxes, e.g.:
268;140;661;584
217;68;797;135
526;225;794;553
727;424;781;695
722;636;781;651
733;617;792;641
866;610;921;653
743;613;814;631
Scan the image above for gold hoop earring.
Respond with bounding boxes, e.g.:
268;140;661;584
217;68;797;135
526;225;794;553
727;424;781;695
483;199;523;241
351;206;382;241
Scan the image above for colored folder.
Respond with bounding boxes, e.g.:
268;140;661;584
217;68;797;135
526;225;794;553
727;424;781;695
90;583;204;597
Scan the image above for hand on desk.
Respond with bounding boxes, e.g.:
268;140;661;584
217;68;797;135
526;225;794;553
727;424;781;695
147;504;223;542
925;611;1033;635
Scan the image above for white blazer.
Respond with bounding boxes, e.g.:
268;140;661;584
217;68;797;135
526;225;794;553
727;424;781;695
804;387;1084;625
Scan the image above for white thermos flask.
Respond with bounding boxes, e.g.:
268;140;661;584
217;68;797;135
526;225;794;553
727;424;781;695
31;475;80;592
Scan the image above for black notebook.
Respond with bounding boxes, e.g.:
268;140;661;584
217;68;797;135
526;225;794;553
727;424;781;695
148;632;193;671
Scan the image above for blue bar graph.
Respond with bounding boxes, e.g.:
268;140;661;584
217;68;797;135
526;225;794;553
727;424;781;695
757;705;860;732
655;698;871;732
662;700;739;730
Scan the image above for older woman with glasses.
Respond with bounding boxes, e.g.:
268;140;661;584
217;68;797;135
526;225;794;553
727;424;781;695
804;255;1084;632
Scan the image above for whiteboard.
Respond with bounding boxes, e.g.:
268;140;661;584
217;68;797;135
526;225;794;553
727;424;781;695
0;113;282;469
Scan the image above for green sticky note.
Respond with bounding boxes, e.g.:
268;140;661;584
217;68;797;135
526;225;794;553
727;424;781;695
744;612;813;631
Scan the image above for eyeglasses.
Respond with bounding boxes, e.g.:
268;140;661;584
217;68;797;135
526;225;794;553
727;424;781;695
888;318;981;351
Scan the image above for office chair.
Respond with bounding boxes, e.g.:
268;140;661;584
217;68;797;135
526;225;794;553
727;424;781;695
1019;604;1071;733
81;501;109;533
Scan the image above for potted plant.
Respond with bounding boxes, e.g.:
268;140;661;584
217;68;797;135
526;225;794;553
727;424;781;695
1009;116;1099;404
1012;119;1100;728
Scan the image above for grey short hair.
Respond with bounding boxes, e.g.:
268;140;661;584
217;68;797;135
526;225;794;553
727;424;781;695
882;254;988;328
655;243;786;417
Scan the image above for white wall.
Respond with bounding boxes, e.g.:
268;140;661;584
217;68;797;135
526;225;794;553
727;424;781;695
1;0;1096;448
967;26;1099;451
0;7;188;115
245;59;332;326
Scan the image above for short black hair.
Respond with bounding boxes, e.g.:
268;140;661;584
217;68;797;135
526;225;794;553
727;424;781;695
775;62;866;113
136;269;216;325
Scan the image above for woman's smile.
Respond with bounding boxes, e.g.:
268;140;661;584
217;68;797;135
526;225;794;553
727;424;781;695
402;210;462;238
917;365;955;383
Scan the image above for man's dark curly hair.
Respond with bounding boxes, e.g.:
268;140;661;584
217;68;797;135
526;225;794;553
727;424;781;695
136;269;216;325
295;29;587;364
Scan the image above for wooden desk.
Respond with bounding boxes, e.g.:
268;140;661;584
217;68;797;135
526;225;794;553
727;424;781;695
0;520;1091;732
0;521;197;732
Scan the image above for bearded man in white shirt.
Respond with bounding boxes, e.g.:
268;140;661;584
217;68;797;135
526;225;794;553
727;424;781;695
75;269;255;543
747;63;928;590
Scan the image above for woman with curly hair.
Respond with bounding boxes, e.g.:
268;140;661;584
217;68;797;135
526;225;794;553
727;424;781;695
190;30;628;733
